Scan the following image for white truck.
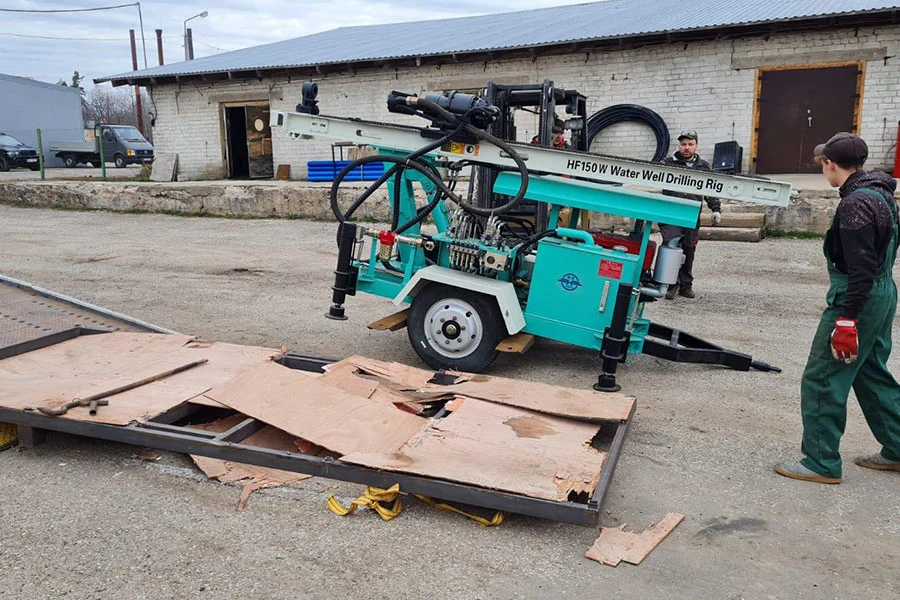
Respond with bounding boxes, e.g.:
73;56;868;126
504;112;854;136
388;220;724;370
51;125;154;168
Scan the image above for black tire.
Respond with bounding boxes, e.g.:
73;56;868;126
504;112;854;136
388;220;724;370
407;283;504;373
63;154;77;168
0;156;8;172
114;154;126;168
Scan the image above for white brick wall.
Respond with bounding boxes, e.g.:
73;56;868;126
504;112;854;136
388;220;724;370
150;24;900;180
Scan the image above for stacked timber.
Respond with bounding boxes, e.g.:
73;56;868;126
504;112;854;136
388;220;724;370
698;212;766;242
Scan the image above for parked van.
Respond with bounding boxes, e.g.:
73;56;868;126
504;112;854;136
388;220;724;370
51;125;154;168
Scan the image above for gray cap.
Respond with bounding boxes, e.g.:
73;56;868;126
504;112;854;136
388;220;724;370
813;132;868;165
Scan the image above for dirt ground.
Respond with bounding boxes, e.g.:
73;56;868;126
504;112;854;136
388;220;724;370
0;204;898;599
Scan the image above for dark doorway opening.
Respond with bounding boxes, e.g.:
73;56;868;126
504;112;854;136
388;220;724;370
225;106;249;179
754;64;862;174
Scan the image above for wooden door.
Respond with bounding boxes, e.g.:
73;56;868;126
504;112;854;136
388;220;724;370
755;65;861;174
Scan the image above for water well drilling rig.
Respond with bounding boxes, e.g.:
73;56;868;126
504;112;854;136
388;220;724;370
272;84;792;391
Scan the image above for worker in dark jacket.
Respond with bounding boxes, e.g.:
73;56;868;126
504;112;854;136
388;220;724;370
660;130;721;299
531;117;571;150
776;132;900;484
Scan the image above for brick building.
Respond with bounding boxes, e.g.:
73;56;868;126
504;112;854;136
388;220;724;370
96;1;900;181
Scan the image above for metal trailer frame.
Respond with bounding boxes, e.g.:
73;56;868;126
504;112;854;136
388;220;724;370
642;322;781;372
0;276;634;526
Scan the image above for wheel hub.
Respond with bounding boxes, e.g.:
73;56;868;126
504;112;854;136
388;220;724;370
424;298;483;358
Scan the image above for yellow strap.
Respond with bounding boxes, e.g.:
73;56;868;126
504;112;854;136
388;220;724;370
0;422;18;452
414;494;506;528
326;484;505;527
327;484;403;521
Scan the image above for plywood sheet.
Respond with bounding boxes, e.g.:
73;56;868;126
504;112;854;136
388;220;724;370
343;396;607;501
585;513;685;567
335;356;635;423
204;361;426;456
318;363;424;414
0;332;279;425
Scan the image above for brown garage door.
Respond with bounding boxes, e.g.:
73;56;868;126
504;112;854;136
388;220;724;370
755;65;861;174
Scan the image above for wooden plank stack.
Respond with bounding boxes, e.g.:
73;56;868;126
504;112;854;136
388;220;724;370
698;212;767;242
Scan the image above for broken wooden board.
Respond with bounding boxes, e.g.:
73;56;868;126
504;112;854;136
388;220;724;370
275;164;291;180
203;361;426;456
190;414;314;486
585;512;685;567
334;356;635;423
367;308;409;331
318;362;425;414
342;396;607;502
0;332;279;425
496;332;535;354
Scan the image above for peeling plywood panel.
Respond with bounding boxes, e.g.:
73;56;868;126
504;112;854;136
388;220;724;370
190;414;315;486
0;333;279;424
335;356;635;422
204;361;426;456
343;396;607;501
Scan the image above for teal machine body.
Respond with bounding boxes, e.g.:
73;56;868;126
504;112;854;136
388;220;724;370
273;90;788;390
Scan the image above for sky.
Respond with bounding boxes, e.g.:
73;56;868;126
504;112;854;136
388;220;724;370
0;0;595;89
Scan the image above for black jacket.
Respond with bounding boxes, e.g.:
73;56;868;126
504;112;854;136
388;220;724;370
830;170;899;319
661;151;721;212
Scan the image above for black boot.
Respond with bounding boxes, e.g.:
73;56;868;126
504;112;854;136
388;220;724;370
678;286;696;299
664;284;679;300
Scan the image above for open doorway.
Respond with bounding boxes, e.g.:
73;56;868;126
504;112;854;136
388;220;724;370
225;106;249;179
223;102;274;179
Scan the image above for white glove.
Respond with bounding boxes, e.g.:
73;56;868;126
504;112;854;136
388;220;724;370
711;211;722;226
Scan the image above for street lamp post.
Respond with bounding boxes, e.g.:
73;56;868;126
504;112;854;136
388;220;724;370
183;11;208;61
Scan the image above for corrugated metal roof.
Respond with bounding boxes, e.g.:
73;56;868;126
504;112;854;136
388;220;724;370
97;0;900;83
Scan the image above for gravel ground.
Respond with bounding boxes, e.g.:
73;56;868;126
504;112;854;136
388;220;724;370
1;204;898;599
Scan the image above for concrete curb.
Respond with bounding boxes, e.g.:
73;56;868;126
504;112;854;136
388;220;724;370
0;180;396;222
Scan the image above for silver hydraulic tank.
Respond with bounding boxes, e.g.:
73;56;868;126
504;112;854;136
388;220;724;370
653;237;685;285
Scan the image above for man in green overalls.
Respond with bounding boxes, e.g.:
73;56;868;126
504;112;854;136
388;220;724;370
776;132;900;484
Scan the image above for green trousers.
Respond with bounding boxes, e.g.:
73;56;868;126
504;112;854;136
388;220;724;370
800;273;900;478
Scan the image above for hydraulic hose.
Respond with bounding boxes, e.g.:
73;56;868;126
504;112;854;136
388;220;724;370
586;104;670;162
330;122;461;225
328;95;531;242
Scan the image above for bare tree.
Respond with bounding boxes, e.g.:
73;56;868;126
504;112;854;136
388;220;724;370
83;84;153;142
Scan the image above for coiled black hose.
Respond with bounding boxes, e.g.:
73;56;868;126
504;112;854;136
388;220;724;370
329;97;529;243
585;104;670;162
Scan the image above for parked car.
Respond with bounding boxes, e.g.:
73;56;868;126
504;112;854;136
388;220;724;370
0;133;40;171
50;125;154;168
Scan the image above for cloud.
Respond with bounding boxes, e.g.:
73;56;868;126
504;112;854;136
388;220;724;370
1;0;595;87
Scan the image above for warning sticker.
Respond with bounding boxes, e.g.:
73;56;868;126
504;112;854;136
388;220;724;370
441;141;480;157
598;260;623;280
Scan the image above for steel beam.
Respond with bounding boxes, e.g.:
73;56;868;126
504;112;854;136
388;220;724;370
272;111;793;207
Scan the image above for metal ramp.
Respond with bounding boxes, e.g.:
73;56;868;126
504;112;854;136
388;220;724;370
0;274;174;360
0;275;634;525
